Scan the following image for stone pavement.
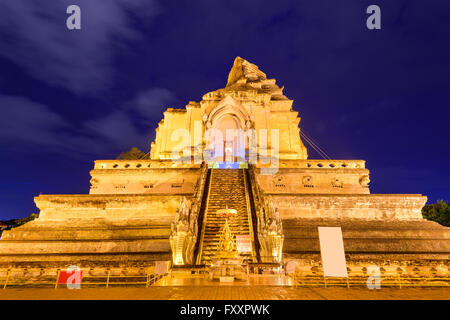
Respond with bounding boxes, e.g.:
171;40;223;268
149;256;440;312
0;286;448;300
157;274;293;286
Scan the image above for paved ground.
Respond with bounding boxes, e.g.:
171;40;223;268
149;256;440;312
0;286;448;300
158;274;293;286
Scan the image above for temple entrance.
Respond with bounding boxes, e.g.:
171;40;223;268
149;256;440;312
224;140;234;162
207;113;248;168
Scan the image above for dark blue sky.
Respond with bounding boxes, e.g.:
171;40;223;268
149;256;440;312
0;0;449;220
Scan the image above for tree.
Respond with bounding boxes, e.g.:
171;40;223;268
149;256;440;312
0;213;38;237
4;213;37;227
422;200;450;227
116;147;149;160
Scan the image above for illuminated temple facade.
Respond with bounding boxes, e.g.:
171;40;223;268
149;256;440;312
0;57;448;278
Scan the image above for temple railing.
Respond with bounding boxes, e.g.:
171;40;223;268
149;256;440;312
248;165;266;226
291;271;450;288
0;267;166;289
93;160;201;170
169;162;208;265
256;159;366;169
242;168;257;262
94;159;365;170
195;168;213;265
248;165;284;264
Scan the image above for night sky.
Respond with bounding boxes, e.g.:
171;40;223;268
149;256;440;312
0;0;449;220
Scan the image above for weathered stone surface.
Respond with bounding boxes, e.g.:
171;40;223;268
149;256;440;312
282;218;449;275
0;194;188;268
255;165;370;194
1;57;448;278
268;194;427;220
89;160;202;194
150;57;308;161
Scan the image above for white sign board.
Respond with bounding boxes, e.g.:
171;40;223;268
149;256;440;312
318;227;348;277
235;235;252;253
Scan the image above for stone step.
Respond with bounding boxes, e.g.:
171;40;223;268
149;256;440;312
198;169;254;264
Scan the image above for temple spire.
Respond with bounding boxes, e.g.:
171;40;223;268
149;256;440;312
226;56;267;87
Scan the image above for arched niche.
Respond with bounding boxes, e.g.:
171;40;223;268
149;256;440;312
205;96;252;130
204;97;252;162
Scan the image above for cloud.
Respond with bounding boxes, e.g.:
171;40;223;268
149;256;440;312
0;88;176;158
0;95;70;149
132;87;178;120
83;87;178;153
0;0;160;94
83;111;148;151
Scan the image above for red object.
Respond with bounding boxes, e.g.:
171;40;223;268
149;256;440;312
58;270;83;284
236;235;252;253
216;208;237;218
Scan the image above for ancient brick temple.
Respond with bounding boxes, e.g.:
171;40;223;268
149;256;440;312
0;57;448;277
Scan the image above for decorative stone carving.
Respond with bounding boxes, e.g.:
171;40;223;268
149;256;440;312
169;164;208;265
258;197;284;263
331;177;343;188
170;197;198;265
90;178;99;187
271;175;285;189
302;175;313;186
246;168;285;263
359;175;370;187
112;180;128;190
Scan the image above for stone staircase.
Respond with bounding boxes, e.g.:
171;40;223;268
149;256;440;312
198;169;253;265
